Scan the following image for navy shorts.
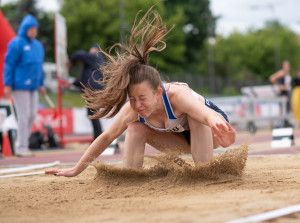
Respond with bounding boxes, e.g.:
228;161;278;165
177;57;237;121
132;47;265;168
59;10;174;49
181;130;191;145
204;98;229;122
180;99;229;145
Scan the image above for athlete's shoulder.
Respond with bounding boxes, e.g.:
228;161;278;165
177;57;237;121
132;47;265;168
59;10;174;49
165;82;186;93
166;82;193;101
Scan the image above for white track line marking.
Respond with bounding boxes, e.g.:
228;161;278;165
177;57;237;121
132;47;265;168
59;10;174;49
0;171;45;178
0;160;123;178
224;204;300;223
0;161;60;174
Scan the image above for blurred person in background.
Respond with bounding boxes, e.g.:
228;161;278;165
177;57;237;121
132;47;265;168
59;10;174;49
291;68;300;127
270;60;292;98
3;14;46;157
68;45;105;140
269;60;292;127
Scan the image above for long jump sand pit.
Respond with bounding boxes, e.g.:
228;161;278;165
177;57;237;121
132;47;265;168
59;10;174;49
1;144;300;223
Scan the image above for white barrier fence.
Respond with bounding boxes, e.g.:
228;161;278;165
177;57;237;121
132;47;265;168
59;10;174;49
210;85;291;133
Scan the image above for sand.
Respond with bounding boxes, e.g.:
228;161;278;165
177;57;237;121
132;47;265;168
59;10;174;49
1;144;300;223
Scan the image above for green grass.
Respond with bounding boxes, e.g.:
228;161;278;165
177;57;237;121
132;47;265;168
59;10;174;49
39;90;85;108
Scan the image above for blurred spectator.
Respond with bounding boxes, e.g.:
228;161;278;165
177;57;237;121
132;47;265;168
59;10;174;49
292;68;300;127
269;60;292;127
68;45;105;140
269;60;292;97
3;14;46;157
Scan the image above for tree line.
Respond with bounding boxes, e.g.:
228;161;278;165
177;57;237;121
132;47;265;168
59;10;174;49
2;0;300;95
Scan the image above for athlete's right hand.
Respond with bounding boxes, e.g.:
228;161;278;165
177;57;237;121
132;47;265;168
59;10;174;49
45;168;78;177
212;122;236;148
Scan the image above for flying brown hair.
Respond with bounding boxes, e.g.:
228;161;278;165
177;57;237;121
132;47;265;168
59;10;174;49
82;6;174;119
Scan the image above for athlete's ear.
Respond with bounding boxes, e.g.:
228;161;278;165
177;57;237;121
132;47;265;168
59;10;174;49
157;87;163;96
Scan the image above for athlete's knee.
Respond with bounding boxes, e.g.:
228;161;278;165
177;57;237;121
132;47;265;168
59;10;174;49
127;122;149;136
188;116;205;129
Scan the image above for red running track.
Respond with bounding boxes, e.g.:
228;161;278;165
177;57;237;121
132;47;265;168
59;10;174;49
1;130;300;166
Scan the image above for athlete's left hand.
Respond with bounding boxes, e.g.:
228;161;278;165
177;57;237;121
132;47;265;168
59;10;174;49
212;122;236;148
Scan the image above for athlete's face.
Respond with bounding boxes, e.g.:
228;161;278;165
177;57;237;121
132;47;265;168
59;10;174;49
128;81;162;118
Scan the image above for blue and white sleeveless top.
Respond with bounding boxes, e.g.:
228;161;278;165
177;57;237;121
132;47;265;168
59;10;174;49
138;83;189;132
137;82;229;132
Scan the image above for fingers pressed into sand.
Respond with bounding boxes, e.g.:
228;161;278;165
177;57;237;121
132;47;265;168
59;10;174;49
46;168;78;177
45;169;58;175
45;169;65;176
54;171;61;176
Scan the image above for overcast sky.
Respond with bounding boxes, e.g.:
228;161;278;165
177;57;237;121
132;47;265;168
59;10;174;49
2;0;300;36
211;0;300;36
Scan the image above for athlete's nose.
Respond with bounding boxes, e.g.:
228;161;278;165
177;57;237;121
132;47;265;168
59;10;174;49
135;100;140;108
135;100;142;110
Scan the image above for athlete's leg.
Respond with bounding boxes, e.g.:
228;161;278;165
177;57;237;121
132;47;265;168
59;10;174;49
123;122;147;168
187;116;216;164
123;122;190;168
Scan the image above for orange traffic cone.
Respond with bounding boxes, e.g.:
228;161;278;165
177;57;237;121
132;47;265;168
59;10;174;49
2;132;12;157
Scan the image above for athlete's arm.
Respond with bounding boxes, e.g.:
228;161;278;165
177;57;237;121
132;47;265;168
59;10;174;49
45;102;138;177
170;85;235;147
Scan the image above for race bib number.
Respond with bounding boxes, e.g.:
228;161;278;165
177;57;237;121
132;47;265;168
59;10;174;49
167;124;185;132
